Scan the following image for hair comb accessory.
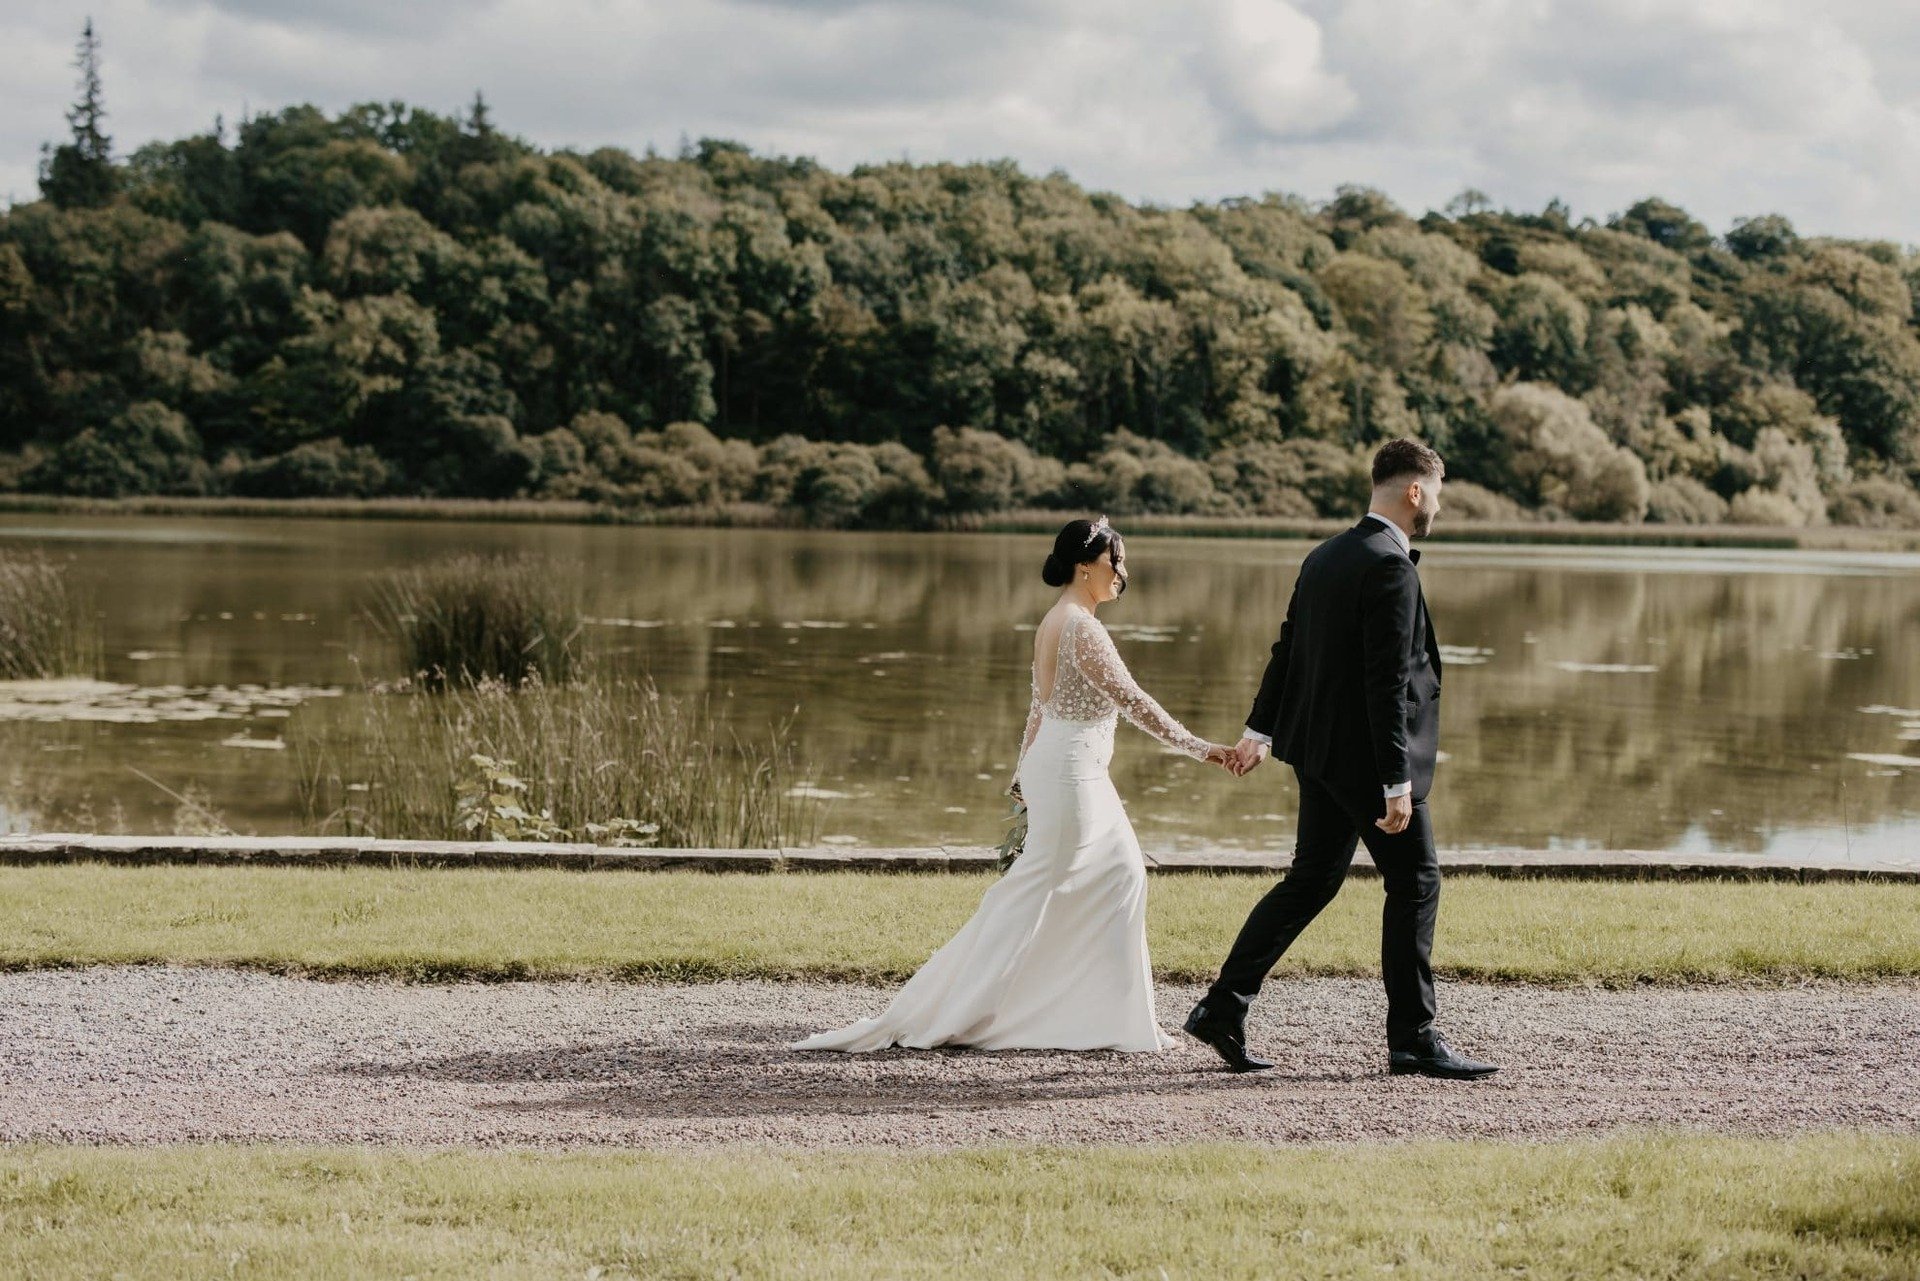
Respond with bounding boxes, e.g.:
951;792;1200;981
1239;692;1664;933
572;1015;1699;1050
1083;514;1112;546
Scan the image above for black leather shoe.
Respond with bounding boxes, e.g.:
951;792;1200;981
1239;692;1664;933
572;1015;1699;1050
1388;1031;1498;1080
1183;1001;1274;1073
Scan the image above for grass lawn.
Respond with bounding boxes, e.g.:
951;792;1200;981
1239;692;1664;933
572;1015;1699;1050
1;1135;1913;1279
3;864;1916;985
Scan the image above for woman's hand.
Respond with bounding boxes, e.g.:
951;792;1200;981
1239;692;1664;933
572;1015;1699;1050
1202;743;1236;770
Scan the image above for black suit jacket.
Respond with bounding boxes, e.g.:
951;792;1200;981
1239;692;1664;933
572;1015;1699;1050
1245;518;1444;800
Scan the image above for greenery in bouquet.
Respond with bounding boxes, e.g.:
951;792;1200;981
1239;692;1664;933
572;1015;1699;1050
995;784;1028;871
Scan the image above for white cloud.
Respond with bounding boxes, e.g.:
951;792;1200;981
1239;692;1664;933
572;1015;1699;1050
1295;0;1920;234
2;0;1918;241
1203;0;1355;138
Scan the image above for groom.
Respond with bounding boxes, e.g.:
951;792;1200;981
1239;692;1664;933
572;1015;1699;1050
1185;438;1498;1080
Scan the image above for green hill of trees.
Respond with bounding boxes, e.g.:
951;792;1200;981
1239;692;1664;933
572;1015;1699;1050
5;31;1919;529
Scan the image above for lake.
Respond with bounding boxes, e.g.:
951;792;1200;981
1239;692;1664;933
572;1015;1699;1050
1;515;1916;864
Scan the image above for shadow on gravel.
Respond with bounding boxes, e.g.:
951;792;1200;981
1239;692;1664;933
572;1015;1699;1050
474;1067;1290;1121
326;1035;1362;1121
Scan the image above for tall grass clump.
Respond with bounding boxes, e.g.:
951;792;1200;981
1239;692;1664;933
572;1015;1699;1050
292;665;817;848
367;552;583;688
0;549;99;679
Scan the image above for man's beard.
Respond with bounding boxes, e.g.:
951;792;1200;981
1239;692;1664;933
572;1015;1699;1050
1411;505;1436;537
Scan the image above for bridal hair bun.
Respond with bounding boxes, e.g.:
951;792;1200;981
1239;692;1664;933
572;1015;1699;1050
1042;516;1126;591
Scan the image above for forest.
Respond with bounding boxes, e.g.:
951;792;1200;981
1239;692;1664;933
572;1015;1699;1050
7;25;1920;529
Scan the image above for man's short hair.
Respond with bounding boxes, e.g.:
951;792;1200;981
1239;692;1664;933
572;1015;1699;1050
1371;438;1445;487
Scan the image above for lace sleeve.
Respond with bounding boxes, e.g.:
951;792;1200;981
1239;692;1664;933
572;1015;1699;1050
1064;613;1212;760
1013;674;1043;783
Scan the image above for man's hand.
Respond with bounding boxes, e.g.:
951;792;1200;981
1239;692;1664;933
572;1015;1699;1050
1231;736;1269;777
1376;793;1412;835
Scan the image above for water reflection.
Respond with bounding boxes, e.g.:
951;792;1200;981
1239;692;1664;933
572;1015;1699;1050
0;517;1915;863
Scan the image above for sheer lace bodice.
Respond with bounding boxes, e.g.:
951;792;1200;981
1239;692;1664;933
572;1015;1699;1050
1018;607;1210;767
791;602;1191;1055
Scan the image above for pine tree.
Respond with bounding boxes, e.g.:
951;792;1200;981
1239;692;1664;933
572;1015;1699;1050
38;18;116;209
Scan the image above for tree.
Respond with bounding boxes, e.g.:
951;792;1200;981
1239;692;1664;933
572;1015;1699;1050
1443;189;1493;218
23;400;211;496
1210;438;1367;517
1646;476;1728;525
1321;185;1407;248
9;95;1920;521
0;242;37;443
1490;274;1589;385
1611;198;1712;255
1317;253;1434;373
232;106;414;248
930;425;1026;513
1489;383;1649;521
1829;477;1920;528
1725;215;1797;262
38;19;116;210
1737;251;1920;467
230;437;392;497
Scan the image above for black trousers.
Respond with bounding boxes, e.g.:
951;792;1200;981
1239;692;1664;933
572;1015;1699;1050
1206;765;1439;1049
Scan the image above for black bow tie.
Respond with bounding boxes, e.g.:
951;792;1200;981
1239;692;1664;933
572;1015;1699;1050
1410;548;1422;565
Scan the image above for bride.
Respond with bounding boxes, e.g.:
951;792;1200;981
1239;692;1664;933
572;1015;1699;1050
790;516;1232;1054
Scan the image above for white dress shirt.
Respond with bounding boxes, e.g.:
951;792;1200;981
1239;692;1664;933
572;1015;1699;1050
1243;512;1414;799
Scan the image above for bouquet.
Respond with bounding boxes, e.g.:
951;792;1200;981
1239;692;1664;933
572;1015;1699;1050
995;782;1028;871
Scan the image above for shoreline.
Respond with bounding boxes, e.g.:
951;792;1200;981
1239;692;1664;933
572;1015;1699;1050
1;494;1916;551
6;833;1915;881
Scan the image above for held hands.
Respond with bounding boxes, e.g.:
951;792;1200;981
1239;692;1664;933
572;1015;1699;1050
1229;736;1269;778
1202;737;1268;777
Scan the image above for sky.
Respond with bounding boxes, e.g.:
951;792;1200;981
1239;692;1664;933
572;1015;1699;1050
5;0;1920;242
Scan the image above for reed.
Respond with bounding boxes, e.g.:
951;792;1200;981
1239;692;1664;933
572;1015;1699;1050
0;549;99;679
0;493;785;527
0;494;621;523
290;667;816;848
6;493;1914;549
365;552;583;688
970;509;1920;551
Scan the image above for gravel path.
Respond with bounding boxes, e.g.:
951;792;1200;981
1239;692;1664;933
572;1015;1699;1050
3;967;1914;1149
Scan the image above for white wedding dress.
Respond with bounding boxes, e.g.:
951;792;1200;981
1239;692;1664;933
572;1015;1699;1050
790;604;1212;1053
